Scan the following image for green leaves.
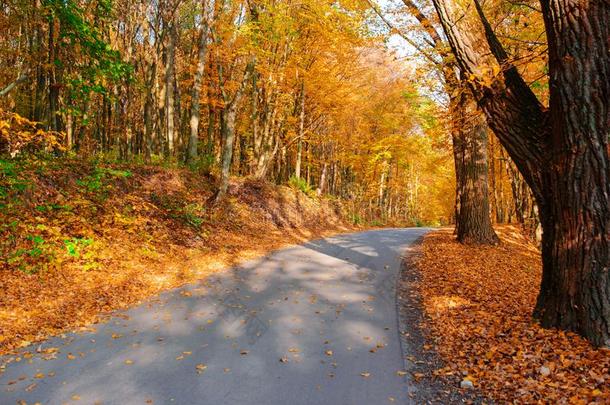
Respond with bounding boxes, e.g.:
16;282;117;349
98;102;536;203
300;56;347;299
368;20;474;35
64;237;93;258
43;0;132;105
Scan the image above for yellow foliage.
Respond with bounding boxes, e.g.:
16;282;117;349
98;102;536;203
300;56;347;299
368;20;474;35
0;109;64;156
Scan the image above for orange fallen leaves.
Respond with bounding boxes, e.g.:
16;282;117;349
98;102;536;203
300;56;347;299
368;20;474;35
414;227;610;403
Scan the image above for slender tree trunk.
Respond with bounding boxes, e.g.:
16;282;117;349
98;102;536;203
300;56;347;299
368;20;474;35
317;162;327;196
165;21;177;156
217;63;253;199
218;106;236;196
48;14;59;131
295;82;305;179
188;2;209;163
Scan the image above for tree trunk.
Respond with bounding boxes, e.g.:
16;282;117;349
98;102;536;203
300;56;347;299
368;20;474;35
295;82;305;179
317;159;327;197
165;20;177;156
218;106;236;196
432;0;610;346
380;0;498;242
48;14;59;131
454;88;499;244
216;63;253;199
188;2;209;163
533;0;610;347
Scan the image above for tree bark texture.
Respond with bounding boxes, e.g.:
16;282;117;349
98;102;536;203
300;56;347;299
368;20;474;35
432;0;610;346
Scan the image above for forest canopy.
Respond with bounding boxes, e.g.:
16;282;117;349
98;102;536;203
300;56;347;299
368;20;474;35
0;0;456;225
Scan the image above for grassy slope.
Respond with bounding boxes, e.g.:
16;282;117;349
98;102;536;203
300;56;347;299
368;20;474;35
0;158;356;354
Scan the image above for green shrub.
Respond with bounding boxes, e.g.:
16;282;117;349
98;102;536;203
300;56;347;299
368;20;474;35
8;234;54;274
187;153;215;175
76;165;132;197
64;237;93;258
288;175;313;195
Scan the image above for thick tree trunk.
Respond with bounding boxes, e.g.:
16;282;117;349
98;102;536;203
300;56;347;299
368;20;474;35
380;0;498;243
454;88;499;244
432;0;610;345
532;0;610;347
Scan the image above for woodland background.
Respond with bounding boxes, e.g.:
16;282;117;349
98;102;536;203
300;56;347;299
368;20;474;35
0;0;542;229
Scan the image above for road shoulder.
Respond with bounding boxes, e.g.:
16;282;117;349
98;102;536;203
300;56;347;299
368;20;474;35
396;235;482;404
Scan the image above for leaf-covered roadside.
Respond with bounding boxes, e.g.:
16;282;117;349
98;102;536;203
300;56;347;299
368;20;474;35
412;227;610;403
0;157;356;355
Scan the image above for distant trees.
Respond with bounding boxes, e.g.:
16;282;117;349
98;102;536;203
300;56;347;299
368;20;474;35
0;0;455;225
369;0;498;244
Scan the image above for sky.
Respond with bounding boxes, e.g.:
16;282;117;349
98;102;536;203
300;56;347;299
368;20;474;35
368;0;422;58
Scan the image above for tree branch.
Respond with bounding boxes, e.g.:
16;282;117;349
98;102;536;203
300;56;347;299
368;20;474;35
366;0;441;66
0;73;30;98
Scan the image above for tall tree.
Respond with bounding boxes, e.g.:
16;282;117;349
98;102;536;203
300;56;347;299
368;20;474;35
368;0;498;244
187;0;211;163
432;0;609;345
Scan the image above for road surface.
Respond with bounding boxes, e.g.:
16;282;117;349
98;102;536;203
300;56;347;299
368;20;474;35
1;228;430;404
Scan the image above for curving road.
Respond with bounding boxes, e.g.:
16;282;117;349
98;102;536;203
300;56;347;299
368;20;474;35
1;228;430;404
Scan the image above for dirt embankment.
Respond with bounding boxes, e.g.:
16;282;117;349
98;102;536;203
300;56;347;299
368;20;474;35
0;159;356;354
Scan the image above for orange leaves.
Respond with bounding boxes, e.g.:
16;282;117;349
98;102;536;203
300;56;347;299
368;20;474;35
415;227;610;402
0;160;357;355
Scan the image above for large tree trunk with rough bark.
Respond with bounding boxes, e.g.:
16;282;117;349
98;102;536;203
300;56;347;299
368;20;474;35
533;0;610;346
432;0;610;346
454;87;499;244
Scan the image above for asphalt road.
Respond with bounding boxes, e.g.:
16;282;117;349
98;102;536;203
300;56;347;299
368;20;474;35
1;228;430;405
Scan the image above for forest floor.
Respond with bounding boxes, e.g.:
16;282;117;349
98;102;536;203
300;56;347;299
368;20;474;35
0;157;360;355
409;226;610;403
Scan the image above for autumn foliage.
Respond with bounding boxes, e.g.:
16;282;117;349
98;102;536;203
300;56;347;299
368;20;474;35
0;157;356;354
414;228;610;403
